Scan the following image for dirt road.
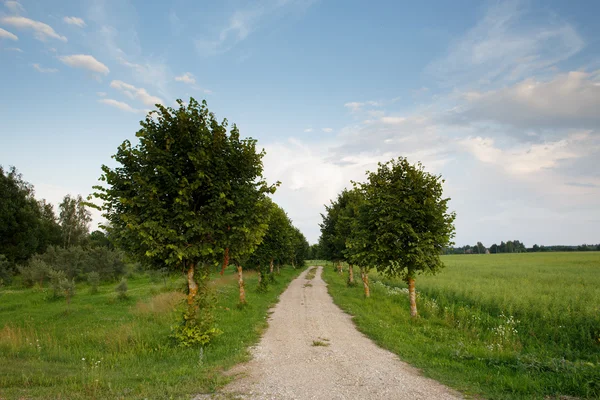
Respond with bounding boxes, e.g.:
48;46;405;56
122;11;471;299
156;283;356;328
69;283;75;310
201;266;461;399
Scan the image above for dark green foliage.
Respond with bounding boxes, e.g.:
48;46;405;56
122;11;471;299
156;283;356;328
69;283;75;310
115;278;128;300
0;166;61;265
93;98;271;271
0;254;12;286
89;230;112;248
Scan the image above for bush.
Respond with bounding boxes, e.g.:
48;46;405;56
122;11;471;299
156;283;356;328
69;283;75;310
115;278;128;300
48;269;67;298
87;271;100;294
0;254;13;286
18;258;50;288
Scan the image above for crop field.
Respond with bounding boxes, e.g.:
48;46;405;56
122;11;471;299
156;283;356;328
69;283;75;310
319;252;600;399
0;267;302;400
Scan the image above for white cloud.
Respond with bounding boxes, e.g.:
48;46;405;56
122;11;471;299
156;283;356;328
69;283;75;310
63;16;86;28
109;80;163;106
58;54;109;75
458;70;600;129
303;128;313;133
427;1;584;87
32;63;58;73
175;72;196;84
344;101;381;112
98;98;140;113
96;92;107;97
3;46;22;52
459;132;596;175
1;16;67;42
322;128;333;133
4;1;24;14
0;27;18;40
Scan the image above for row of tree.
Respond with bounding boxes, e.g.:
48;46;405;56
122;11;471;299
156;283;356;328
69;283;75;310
318;157;456;317
445;242;599;254
92;98;307;346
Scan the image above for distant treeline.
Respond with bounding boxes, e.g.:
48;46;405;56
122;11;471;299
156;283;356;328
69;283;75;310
444;241;600;254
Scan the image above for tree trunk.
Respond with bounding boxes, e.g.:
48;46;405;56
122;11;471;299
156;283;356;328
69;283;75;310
186;263;199;306
258;270;262;284
408;277;417;317
276;264;280;274
237;263;246;304
337;261;342;274
220;247;229;275
360;267;370;298
348;264;354;284
269;258;274;274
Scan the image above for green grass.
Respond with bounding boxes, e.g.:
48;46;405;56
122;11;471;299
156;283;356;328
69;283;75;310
0;266;303;399
317;253;600;399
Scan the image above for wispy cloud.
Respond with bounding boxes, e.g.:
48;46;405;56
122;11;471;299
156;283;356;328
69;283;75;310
63;16;86;28
99;98;140;113
4;1;24;14
0;27;18;40
3;46;22;52
196;0;316;55
32;63;58;73
427;1;584;87
303;128;313;133
58;54;109;74
1;16;67;42
344;101;380;112
322;128;333;133
109;80;163;107
175;72;195;85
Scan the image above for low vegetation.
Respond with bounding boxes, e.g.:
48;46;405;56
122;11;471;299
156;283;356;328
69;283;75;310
318;252;600;399
0;266;302;399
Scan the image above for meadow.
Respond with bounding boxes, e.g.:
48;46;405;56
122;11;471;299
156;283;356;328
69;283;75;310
318;252;600;399
0;266;302;399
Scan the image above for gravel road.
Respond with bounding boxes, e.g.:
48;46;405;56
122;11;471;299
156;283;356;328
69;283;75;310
198;266;462;400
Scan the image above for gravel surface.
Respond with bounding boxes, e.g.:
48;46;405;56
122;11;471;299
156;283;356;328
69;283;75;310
197;266;462;400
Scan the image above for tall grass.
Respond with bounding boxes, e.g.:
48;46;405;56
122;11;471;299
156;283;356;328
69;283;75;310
320;252;600;399
0;267;303;399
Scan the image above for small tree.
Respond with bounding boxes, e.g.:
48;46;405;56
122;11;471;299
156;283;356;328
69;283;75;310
60;277;76;309
115;278;128;300
87;271;100;294
48;268;67;298
0;254;13;286
358;157;455;316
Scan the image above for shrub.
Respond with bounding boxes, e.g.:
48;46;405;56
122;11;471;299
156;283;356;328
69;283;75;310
87;271;100;294
0;254;12;286
48;269;67;298
18;258;50;288
115;278;128;300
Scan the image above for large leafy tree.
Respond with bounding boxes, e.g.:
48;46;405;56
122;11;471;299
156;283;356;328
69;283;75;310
93;98;272;328
358;157;456;316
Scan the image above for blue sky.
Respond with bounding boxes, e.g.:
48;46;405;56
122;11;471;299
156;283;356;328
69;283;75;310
1;0;599;246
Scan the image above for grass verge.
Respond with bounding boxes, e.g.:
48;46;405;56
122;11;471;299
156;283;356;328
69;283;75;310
0;266;303;399
318;253;600;400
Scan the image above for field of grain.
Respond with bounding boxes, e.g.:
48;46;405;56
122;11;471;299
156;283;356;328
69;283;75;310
319;252;600;399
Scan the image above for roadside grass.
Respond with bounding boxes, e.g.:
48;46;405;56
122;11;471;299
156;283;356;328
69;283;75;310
318;253;600;399
0;266;303;399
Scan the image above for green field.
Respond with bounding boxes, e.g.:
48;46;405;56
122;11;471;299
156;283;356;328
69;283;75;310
0;267;302;399
319;252;600;399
